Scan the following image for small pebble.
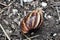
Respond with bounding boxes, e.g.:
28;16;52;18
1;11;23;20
41;2;47;7
47;15;52;18
8;0;11;2
12;9;18;14
23;0;33;2
50;33;57;37
53;33;57;37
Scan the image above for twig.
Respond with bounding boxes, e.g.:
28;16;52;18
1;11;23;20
30;35;40;38
8;0;15;6
23;34;31;40
0;2;8;6
0;0;15;14
20;0;23;6
56;7;60;20
6;6;12;15
0;7;8;14
23;35;40;40
0;24;11;40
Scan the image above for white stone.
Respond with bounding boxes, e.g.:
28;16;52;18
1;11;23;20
11;24;15;29
12;9;18;14
18;22;20;26
31;32;34;35
47;15;52;18
9;30;12;33
59;17;60;20
8;0;10;2
53;33;57;36
24;11;26;16
23;0;33;2
41;2;47;7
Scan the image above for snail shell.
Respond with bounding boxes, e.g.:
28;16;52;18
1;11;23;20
20;8;43;34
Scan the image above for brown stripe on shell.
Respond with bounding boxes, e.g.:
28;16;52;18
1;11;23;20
20;8;43;34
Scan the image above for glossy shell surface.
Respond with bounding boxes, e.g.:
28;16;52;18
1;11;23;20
20;9;43;33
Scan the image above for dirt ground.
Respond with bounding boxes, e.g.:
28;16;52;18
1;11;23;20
0;0;60;40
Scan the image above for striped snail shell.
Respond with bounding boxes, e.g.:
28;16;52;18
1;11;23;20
20;8;43;34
